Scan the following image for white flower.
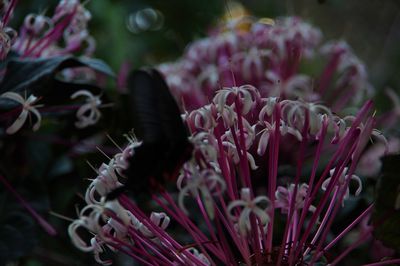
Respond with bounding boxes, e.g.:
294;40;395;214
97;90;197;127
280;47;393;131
213;85;260;115
183;248;211;265
232;47;271;80
71;90;102;128
275;183;315;214
0;24;17;60
85;160;123;205
139;212;170;239
178;166;225;219
1;92;42;134
227;188;270;235
254;119;301;156
322;167;362;206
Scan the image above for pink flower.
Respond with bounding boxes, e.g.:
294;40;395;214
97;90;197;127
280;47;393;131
157;17;372;114
70;84;384;265
13;0;95;59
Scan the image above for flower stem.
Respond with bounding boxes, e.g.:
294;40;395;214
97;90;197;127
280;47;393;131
0;174;57;235
2;0;18;26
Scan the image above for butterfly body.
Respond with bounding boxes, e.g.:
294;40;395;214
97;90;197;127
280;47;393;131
107;69;193;200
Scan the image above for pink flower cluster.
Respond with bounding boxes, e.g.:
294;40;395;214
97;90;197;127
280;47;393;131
69;83;389;265
67;12;399;266
13;0;95;59
0;0;18;59
158;17;372;114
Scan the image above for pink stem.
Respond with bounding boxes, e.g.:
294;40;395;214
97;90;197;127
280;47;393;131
303;187;339;257
0;174;57;235
279;110;309;266
2;0;18;26
328;229;372;266
105;235;159;266
310;117;375;264
362;259;400;266
324;204;373;251
318;50;343;95
293;128;360;261
293;100;373;261
23;7;76;57
119;195;205;265
291;118;328;255
214;125;235;200
216;193;251;264
154;193;224;262
266;103;281;255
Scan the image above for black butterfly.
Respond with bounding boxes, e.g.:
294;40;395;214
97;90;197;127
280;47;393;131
107;69;193;200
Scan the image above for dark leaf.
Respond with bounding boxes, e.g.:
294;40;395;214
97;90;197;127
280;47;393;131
0;51;19;72
0;183;50;264
372;154;400;252
0;56;113;132
0;55;114;95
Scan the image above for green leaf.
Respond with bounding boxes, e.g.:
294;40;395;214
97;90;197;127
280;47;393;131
372;154;400;252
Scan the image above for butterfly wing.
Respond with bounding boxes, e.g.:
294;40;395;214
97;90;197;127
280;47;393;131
148;69;193;176
107;69;192;200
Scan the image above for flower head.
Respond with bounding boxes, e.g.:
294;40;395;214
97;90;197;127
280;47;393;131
0;91;42;134
70;90;102;128
70;83;381;265
13;0;95;59
158;17;372;113
68;10;393;266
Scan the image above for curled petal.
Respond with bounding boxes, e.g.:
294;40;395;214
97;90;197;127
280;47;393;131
252;207;270;226
1;92;25;103
6;110;28;134
91;237;113;266
29;107;42;131
1;92;42;134
227;200;247;220
71;90;102;128
351;174;363;196
246;151;258;170
238;208;251;235
68;218;95;252
257;129;270;156
150;212;170;230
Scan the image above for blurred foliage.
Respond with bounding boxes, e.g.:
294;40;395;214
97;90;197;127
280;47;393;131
13;0;400;96
373;155;400;253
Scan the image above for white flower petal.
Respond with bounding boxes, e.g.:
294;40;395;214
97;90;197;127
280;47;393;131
6;110;28;134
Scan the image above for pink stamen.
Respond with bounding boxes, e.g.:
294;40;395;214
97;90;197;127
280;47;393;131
2;0;18;26
266;103;281;255
279;109;309;266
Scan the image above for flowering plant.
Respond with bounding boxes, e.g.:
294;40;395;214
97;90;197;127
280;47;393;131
0;1;399;265
69;15;399;266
